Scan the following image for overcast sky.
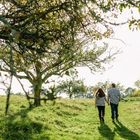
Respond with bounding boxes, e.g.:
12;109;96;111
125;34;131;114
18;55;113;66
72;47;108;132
78;24;140;88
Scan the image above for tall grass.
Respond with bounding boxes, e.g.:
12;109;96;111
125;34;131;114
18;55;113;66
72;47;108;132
0;95;140;140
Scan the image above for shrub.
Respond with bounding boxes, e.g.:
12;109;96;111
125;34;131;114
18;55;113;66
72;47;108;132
130;90;140;97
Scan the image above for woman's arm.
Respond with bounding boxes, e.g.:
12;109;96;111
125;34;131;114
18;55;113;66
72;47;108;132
105;95;109;105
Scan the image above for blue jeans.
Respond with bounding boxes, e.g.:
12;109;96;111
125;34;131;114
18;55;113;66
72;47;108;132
110;103;119;120
97;106;105;121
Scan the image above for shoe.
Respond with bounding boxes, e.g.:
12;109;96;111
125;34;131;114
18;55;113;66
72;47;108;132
102;117;104;123
116;117;119;121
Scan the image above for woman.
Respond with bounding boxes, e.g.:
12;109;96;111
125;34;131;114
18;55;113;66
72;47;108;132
95;88;108;123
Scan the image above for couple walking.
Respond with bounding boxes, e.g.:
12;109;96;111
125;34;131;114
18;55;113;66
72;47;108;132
95;83;121;123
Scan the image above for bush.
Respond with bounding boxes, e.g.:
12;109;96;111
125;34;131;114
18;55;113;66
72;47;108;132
130;90;140;97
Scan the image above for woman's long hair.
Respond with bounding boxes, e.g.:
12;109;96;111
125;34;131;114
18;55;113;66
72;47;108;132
96;88;105;97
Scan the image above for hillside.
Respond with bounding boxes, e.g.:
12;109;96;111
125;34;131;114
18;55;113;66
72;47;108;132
0;95;140;140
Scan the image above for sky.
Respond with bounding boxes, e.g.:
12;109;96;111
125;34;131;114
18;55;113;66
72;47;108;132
77;8;140;88
77;24;140;88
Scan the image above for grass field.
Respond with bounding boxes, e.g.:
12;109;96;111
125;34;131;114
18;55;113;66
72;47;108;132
0;95;140;140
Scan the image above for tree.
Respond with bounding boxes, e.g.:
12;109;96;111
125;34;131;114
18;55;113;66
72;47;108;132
125;87;135;96
93;81;109;93
0;0;139;106
57;78;87;99
72;80;87;97
56;69;87;98
93;81;125;94
134;80;140;89
118;0;140;30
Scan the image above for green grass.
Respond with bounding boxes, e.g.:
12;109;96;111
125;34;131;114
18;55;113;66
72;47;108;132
0;95;140;140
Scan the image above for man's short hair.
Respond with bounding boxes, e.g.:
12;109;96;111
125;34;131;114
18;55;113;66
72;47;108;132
112;83;116;88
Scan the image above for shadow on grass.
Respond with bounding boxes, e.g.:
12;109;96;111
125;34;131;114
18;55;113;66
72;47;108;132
114;121;140;140
2;108;50;140
98;123;115;140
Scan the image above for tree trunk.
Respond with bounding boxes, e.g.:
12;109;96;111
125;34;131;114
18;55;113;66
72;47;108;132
5;88;11;115
69;93;72;99
33;79;42;106
33;61;43;106
34;91;41;106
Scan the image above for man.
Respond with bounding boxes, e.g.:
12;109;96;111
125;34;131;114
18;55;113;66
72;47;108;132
107;83;121;123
